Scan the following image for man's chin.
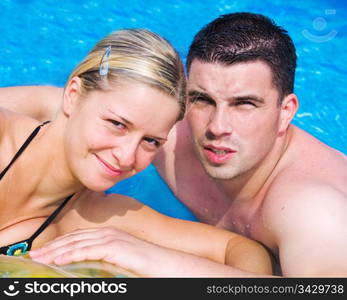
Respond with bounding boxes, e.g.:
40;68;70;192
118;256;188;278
201;163;237;181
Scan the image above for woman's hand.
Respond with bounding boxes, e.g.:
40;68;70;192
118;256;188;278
29;227;162;276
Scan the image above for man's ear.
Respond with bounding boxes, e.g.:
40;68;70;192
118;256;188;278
63;76;82;116
279;93;299;134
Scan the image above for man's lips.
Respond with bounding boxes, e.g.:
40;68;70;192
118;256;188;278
203;145;236;164
94;154;123;177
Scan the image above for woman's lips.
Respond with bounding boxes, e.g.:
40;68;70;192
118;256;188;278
94;154;123;177
203;145;236;164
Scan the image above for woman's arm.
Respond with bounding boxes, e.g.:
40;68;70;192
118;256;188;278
30;193;273;277
0;86;62;121
30;226;273;277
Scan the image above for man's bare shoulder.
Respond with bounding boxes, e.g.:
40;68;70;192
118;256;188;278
288;125;346;169
262;177;347;276
265;179;347;216
269;125;346;198
263;159;347;250
262;126;347;235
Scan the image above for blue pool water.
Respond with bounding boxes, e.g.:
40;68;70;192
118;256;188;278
0;0;346;220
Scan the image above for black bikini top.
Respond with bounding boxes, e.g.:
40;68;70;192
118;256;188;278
0;121;73;256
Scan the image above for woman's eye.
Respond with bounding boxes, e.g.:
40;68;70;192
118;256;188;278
143;137;160;148
109;119;126;129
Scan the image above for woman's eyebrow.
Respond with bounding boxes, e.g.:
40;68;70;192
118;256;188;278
148;135;168;141
107;107;167;141
107;108;133;126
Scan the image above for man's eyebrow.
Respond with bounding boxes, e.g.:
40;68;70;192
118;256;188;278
188;90;214;101
188;91;265;104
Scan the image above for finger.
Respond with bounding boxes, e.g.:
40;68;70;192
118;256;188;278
31;237;112;264
30;227;114;256
53;244;111;265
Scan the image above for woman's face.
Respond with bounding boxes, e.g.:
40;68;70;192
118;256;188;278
64;78;181;191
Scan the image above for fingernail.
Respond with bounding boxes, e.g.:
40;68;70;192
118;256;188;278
29;250;38;256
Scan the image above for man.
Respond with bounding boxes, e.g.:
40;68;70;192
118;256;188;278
1;13;347;277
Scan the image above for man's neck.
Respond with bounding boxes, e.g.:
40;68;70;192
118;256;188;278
215;127;293;208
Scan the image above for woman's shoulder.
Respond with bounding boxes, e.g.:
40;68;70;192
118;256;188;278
74;190;147;218
0;108;42;142
0;107;41;127
0;85;62;122
68;190;160;233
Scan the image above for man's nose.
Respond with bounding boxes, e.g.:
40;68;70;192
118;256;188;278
206;107;232;139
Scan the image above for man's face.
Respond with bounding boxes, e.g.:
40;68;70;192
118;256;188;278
187;59;283;180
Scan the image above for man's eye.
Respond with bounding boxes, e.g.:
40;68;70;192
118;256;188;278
143;137;160;148
109;119;126;129
235;100;257;107
189;96;213;105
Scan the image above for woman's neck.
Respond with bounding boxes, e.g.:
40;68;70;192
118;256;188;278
19;117;84;207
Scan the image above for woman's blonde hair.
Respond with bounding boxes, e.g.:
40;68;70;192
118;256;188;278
68;29;186;120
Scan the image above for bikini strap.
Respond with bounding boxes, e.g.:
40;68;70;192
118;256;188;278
0;120;73;256
0;193;74;256
27;194;74;245
0;121;51;180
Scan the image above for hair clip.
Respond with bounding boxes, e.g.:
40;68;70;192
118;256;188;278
99;46;112;76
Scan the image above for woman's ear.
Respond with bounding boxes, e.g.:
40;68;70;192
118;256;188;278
279;93;299;134
63;76;82;117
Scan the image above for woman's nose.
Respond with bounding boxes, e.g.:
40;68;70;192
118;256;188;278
111;143;137;170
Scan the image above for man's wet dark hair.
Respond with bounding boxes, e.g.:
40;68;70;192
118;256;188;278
186;12;297;101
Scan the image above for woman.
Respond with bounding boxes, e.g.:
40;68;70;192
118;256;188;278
0;29;272;277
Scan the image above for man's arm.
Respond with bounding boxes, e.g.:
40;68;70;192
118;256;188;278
266;182;347;277
0;86;62;121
